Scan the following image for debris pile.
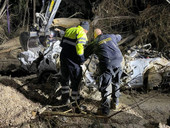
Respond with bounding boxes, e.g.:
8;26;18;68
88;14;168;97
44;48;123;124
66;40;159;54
122;44;170;90
92;0;170;56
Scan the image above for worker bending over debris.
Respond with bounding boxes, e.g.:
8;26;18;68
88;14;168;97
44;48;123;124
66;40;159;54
85;28;123;115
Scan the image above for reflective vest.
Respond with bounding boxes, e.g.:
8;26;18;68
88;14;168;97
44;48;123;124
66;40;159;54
61;25;88;56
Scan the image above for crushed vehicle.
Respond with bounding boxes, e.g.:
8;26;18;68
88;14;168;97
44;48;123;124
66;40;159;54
18;40;61;81
121;44;170;90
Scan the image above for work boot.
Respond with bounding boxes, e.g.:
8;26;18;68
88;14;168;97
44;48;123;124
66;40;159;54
112;103;119;110
59;93;70;105
97;106;110;116
71;98;80;113
110;98;119;110
97;98;111;116
57;94;70;111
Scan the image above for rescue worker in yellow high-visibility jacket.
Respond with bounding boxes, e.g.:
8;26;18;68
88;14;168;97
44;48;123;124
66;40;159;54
59;21;89;111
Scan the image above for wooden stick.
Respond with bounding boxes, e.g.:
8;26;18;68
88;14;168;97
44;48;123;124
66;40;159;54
41;111;108;119
92;16;137;26
33;0;36;25
23;0;29;27
118;34;135;46
0;0;7;17
0;46;21;54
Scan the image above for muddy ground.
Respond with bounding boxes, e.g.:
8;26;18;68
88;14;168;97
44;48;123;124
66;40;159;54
0;75;170;128
0;38;170;128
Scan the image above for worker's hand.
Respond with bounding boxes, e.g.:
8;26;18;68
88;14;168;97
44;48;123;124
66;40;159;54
78;55;86;65
80;64;86;73
80;64;84;69
80;61;85;65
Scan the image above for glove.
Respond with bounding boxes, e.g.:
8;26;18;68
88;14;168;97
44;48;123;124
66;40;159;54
79;55;86;65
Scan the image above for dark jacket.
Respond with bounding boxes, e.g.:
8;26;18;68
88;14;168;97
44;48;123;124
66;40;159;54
85;34;123;68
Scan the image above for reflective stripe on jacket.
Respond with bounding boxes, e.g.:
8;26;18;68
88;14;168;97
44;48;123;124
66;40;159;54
62;25;88;56
85;34;123;68
60;25;88;64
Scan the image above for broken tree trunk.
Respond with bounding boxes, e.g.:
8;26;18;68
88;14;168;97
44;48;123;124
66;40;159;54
129;35;142;47
0;37;20;49
0;37;21;70
0;37;22;58
52;18;86;28
33;0;36;25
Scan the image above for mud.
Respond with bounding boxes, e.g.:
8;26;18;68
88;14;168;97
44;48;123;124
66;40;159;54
0;75;170;128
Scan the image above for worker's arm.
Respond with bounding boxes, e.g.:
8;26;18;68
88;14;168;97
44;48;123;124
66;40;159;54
84;40;97;59
110;34;122;45
76;29;88;64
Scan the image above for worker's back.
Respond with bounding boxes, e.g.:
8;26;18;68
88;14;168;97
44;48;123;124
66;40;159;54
94;34;123;68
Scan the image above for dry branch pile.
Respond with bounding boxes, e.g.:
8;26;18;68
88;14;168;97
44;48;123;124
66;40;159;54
0;0;8;44
137;4;170;50
92;0;170;53
1;0;169;54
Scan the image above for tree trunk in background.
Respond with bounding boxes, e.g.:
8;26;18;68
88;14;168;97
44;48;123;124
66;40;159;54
0;0;7;18
23;0;29;27
33;0;36;25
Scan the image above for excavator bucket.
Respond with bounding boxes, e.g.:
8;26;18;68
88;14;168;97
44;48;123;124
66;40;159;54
19;32;30;51
19;31;45;54
19;0;62;51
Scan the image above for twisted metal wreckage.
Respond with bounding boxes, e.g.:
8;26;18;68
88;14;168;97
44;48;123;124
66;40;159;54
18;0;170;93
18;39;170;91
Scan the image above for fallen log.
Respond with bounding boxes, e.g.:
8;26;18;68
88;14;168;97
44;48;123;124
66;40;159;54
0;46;21;54
129;35;142;47
41;110;108;119
52;18;86;28
0;37;22;59
0;37;20;49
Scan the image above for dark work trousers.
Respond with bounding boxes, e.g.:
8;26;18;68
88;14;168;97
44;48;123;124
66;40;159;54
60;57;82;103
112;67;122;105
98;61;122;109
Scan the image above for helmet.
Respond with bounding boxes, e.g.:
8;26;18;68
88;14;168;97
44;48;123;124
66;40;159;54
80;21;89;31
